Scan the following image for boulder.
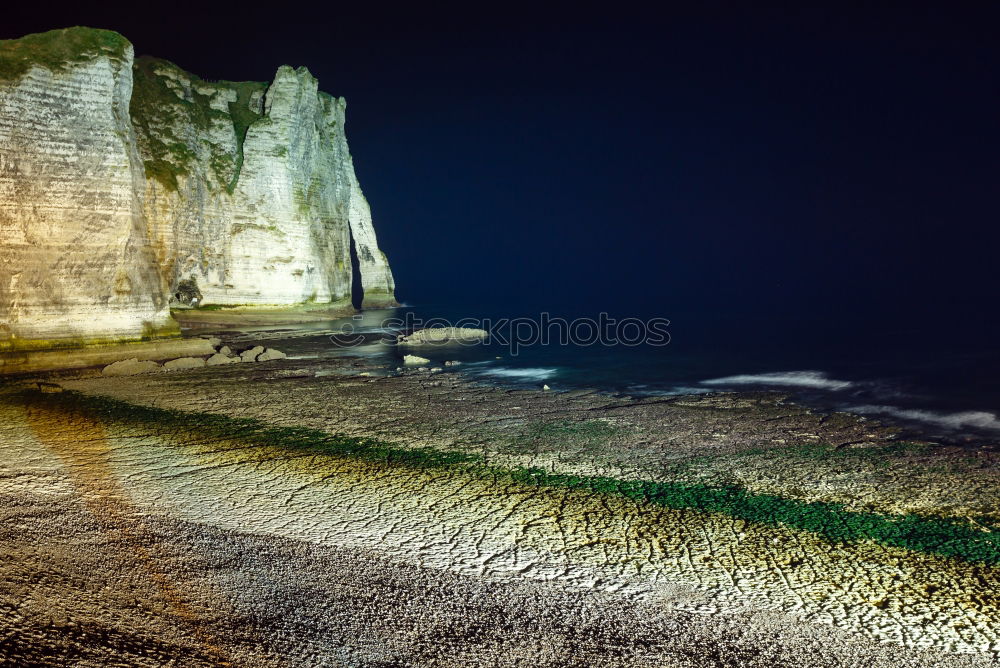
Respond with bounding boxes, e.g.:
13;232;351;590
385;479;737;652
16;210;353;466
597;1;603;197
163;357;206;371
218;346;232;356
240;345;266;362
403;354;431;366
443;360;461;367
102;358;162;376
206;353;239;366
543;384;551;391
397;327;488;346
257;348;287;362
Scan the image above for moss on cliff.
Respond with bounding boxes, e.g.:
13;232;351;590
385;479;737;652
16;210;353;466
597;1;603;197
223;80;267;192
130;57;267;193
0;27;130;84
129;57;197;191
0;322;180;354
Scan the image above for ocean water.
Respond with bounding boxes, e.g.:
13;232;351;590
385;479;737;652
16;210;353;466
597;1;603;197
243;303;1000;444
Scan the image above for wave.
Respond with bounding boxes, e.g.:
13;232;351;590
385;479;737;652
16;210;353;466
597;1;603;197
481;367;558;381
341;342;396;355
848;405;1000;433
357;326;403;334
700;370;853;391
627;385;715;396
666;386;717;395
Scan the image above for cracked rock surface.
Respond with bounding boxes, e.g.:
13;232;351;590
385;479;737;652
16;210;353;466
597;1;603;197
1;342;999;665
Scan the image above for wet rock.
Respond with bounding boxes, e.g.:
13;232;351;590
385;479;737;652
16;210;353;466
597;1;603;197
240;346;266;362
206;353;239;366
163;357;206;371
397;327;488;345
101;358;161;376
257;348;288;362
403;354;430;366
282;369;315;378
218;345;232;356
444;360;461;367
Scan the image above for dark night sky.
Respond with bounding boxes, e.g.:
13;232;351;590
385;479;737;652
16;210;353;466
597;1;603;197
6;3;1000;326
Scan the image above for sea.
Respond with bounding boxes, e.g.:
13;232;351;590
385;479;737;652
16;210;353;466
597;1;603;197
237;302;1000;445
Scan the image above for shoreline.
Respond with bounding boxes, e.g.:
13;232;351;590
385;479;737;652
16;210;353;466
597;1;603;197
9;319;998;448
8;307;998;447
50;367;1000;522
0;337;218;375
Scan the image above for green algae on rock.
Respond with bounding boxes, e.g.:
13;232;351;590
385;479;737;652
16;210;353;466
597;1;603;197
14;387;1000;566
6;379;1000;659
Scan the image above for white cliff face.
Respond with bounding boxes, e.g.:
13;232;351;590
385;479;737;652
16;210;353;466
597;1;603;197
0;27;397;351
132;61;397;308
0;30;175;350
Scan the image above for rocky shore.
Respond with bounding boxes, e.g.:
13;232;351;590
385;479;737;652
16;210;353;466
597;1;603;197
2;330;999;665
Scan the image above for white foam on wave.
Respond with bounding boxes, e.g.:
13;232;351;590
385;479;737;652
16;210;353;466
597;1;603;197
667;386;717;395
338;342;394;357
359;326;403;334
481;367;558;381
628;385;716;397
700;370;853;391
848;405;1000;432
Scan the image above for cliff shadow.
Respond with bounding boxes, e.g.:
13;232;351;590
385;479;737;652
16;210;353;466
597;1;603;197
349;230;364;310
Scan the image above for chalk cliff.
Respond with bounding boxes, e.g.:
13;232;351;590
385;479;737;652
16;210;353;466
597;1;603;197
0;29;175;349
0;27;396;352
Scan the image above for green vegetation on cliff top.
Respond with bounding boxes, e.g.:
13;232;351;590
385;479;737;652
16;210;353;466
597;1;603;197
224;80;266;193
0;28;272;193
0;27;130;84
1;29;338;196
130;56;268;193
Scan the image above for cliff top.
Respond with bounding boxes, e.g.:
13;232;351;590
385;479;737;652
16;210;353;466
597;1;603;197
2;28;348;196
0;26;131;84
130;56;270;193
